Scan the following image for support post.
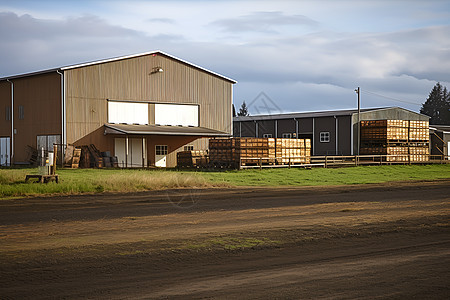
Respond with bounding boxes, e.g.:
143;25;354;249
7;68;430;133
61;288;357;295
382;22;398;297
52;144;57;175
142;137;146;168
355;87;361;156
125;136;129;168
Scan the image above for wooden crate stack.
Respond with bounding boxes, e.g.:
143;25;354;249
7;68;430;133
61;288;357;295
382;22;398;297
71;148;81;168
360;120;429;162
209;137;311;167
79;144;103;168
234;138;270;165
278;138;310;164
209;139;235;166
408;120;429;162
177;150;209;168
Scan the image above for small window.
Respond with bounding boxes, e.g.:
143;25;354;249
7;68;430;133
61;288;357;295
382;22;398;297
18;105;24;120
320;132;330;143
263;133;272;138
5;106;11;121
156;145;168;155
184;145;194;151
282;133;292;138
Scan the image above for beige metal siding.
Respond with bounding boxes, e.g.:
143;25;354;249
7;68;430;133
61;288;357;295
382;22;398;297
65;54;232;146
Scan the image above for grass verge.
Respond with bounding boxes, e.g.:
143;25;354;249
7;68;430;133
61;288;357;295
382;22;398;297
0;164;449;199
200;164;450;186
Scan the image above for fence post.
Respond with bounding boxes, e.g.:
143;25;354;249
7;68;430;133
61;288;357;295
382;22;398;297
259;157;262;170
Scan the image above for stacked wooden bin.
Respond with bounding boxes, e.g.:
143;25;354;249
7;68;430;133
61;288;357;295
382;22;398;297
360;120;429;162
277;138;311;164
177;150;209;168
208;137;311;168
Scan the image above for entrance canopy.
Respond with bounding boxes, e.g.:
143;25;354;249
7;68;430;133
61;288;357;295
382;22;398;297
104;124;230;137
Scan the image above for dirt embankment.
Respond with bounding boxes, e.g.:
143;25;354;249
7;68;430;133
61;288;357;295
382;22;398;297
1;180;449;299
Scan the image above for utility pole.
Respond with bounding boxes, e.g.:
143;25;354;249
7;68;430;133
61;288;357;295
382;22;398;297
355;87;360;156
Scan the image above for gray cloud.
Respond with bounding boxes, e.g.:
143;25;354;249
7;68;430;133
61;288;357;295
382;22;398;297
0;12;181;76
211;11;319;34
0;12;140;40
176;25;450;112
147;17;175;24
1;11;449;114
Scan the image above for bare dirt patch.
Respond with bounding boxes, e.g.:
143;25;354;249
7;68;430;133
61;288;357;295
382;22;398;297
1;180;449;299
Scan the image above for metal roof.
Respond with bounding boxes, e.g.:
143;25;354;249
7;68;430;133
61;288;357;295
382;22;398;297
1;50;237;83
233;107;393;121
104;123;231;137
430;124;450;134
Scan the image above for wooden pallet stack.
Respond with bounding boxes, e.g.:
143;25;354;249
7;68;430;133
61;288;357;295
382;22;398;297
278;138;308;164
26;145;39;165
177;150;209;168
209;139;235;167
360;120;429;162
408;120;430;162
79;144;103;168
209;137;311;167
71;148;81;168
234;138;270;165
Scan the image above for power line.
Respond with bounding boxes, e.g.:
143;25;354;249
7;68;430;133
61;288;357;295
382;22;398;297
360;89;422;106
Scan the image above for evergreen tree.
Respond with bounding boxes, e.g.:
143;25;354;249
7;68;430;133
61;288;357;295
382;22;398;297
420;82;450;124
237;101;250;116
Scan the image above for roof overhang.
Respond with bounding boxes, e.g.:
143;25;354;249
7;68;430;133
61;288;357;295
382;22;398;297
104;123;231;137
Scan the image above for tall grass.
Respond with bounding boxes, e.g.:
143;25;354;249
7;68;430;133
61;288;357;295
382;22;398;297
0;168;224;199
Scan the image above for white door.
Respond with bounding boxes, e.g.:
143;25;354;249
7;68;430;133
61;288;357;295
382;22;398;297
155;145;168;167
0;137;11;166
114;138;147;168
130;138;143;167
115;138;127;168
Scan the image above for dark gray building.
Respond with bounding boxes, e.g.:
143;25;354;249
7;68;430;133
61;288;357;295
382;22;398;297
233;107;429;156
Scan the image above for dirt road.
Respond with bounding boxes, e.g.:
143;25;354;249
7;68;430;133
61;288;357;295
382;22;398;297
1;180;449;299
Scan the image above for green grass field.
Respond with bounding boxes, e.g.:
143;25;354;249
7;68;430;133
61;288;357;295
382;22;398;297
200;164;450;186
1;164;449;199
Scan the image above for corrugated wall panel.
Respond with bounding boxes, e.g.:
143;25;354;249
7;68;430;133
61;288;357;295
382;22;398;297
65;54;232;145
6;73;61;162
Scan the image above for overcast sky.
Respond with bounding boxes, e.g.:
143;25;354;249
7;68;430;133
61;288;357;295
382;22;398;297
1;0;449;115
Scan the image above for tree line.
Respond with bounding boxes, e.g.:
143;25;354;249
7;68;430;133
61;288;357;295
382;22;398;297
420;82;450;125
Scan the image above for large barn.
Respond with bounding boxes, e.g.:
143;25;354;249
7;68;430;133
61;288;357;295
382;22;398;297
0;51;236;167
233;107;430;156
